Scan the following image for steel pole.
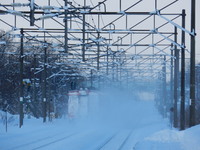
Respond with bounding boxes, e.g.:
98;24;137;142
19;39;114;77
82;0;86;61
170;44;174;127
97;13;100;71
163;55;167;118
119;0;122;11
43;44;47;122
19;28;24;128
106;47;109;75
64;0;68;54
90;69;93;88
173;27;179;128
189;0;196;127
180;9;186;130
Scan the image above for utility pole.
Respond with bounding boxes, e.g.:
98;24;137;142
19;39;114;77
106;47;109;76
97;12;100;71
19;28;24;128
162;55;167;118
170;44;174;127
42;43;47;122
119;0;122;11
180;9;186;130
120;61;122;87
97;32;100;71
90;69;93;88
126;71;129;89
33;55;36;104
82;0;86;61
189;0;196;127
112;54;115;82
33;54;38;118
173;27;179;128
29;0;35;26
64;0;68;54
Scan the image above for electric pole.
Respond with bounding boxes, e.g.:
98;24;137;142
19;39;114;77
174;27;179;128
82;0;86;61
180;9;186;130
64;0;68;54
189;0;196;127
19;28;24;128
42;43;47;122
162;55;167;118
170;44;174;127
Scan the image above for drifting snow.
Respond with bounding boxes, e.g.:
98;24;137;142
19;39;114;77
0;89;200;150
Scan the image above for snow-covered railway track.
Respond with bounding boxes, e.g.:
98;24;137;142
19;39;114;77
7;131;78;150
5;129;133;150
97;130;133;150
31;133;77;150
96;134;117;150
117;131;133;150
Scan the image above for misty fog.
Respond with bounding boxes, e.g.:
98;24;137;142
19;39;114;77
66;86;158;132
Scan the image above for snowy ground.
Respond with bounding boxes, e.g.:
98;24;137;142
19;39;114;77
1;90;200;150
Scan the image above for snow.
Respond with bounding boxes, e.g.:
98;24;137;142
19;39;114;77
135;126;200;150
1;90;200;150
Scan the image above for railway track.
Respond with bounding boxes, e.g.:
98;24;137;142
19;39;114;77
6;129;133;150
7;131;79;150
96;134;117;150
32;133;77;150
97;130;133;150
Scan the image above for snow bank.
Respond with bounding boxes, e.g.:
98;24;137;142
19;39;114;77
181;125;200;150
134;125;200;150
